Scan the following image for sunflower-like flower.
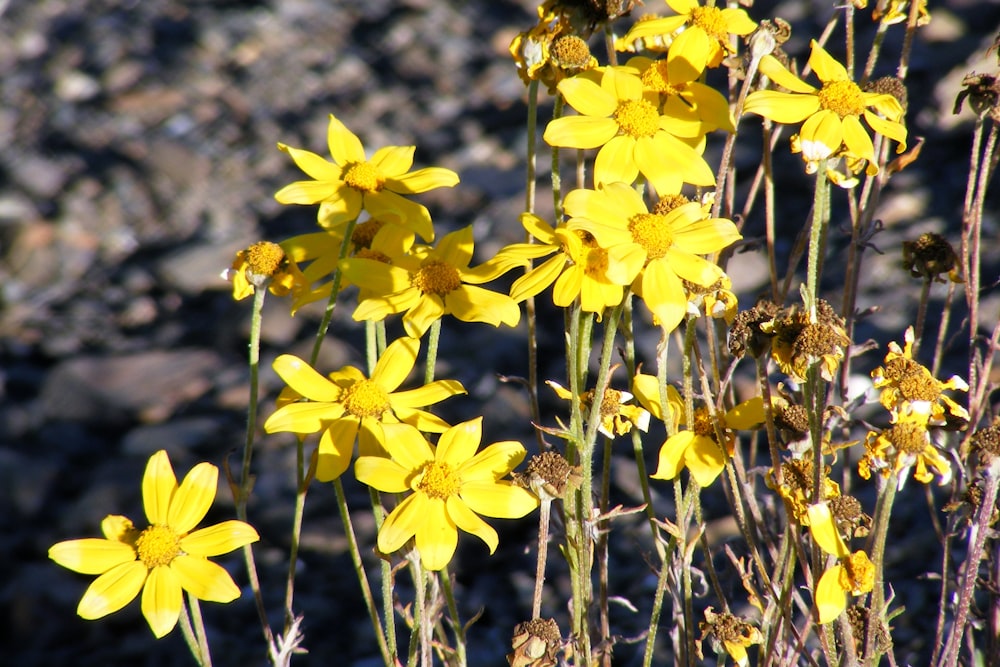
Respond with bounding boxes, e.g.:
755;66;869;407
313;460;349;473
340;225;521;338
48;450;259;638
616;0;758;73
871;326;969;426
806;503;875;625
225;241;309;303
510;14;598;93
766;457;842;525
274;114;459;240
498;212;645;317
564;182;741;331
546;380;651;438
354;419;539;571
543;67;716;195
264;336;465;482
744;40;907;174
860;403;952;486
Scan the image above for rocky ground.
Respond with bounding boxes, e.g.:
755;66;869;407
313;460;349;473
2;0;999;665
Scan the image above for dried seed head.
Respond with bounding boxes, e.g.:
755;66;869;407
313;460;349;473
865;76;908;113
970;418;1000;465
954;72;1000;121
516;451;576;500
508;617;561;667
902;232;961;282
549;35;593;70
728;299;780;358
845;606;893;660
652;193;691;215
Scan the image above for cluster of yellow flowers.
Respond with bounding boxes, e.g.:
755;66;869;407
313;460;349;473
49;1;974;664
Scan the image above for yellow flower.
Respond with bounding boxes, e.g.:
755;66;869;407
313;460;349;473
499;212;645;317
546;380;651;438
861;403;952;486
274;114;459;240
744;40;907;173
341;225;521;338
700;606;762;667
767;457;841;525
565;182;741;331
48;450;259;638
871;325;969;425
225;241;309;302
355;419;539;571
264;336;466;482
762;301;849;383
806;503;874;624
510;17;598;93
631;372;685;430
650;397;765;487
617;0;758;72
543;67;716;194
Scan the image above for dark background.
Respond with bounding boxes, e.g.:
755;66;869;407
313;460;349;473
2;0;998;664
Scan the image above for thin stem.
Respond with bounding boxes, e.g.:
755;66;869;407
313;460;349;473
310;217;358;365
187;595;213;667
531;498;552;619
805;163;830;320
440;567;466;667
178;596;208;667
424;317;441;384
864;473;899;666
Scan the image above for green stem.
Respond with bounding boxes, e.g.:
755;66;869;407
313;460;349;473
424;318;441;384
310;216;358;365
178;595;208;667
805;163;830;320
440;567;467;667
187;595;213;667
864;473;898;666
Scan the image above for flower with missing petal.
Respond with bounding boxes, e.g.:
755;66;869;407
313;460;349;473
264;337;465;481
860;403;952;486
355;419;539;571
546;380;650;438
744;40;907;174
871;326;969;426
225;241;309;303
564;182;741;331
543;67;716;195
275;114;459;240
48;450;259;638
341;226;521;338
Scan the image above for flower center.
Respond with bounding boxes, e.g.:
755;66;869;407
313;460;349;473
627;213;673;260
412;260;462;296
640;61;684;96
614;99;660;138
583;388;623;419
885;421;928;454
354;247;392;263
351;219;386;249
245;241;287;277
342;378;391;419
897;371;941;402
692;406;715;437
689;6;728;42
818;80;866;119
343;161;384;193
550;35;592;70
135;524;181;569
417;461;460;500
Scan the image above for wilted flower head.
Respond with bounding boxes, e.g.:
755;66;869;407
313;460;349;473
902;232;962;283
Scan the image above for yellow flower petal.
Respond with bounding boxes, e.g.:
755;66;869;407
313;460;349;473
326;114;366;164
403;293;446;337
380;422;435;472
315;418;361;482
595;135;640;187
141;565;183;638
414;498;458;571
277;144;343;182
841;113;875;163
684;433;727;487
808;40;848;82
447;285;521;328
387;166;460;194
640;258;687;331
370;145;415;178
800;109;842;160
460;441;527;481
757;55;816;94
863;109;907;149
170;555;241;603
272;355;341;402
372;336;419;393
355;456;413;493
668;24;711;74
459;481;538;519
510;254;566;302
744;91;820;124
167;462;217;535
806;503;850;557
180;521;259;557
363;190;434;239
49;538;136;575
553;266;584;307
437;225;475;268
143;450;176;526
815;565;848;624
378;493;422;554
77;560;147;620
446;495;499;554
438;417;483;467
558;75;617;117
652;431;693;480
544;116;620;149
391;380;465;410
725;397;765;430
